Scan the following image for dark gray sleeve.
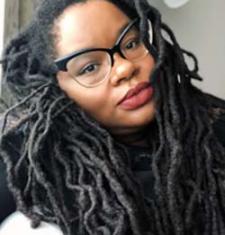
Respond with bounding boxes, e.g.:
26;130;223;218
0;159;16;224
0;118;16;224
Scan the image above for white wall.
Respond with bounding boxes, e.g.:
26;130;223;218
0;0;5;95
0;0;5;52
149;0;225;99
0;0;20;98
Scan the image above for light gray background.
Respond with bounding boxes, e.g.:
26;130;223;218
148;0;225;99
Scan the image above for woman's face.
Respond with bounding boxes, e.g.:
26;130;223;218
55;0;156;137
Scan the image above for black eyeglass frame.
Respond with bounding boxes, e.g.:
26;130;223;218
54;18;153;71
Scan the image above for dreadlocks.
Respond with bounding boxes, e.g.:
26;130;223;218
1;0;225;234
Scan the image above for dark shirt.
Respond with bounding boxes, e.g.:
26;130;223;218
126;114;225;200
0;159;16;224
0;118;17;224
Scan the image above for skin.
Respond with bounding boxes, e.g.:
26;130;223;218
54;0;156;145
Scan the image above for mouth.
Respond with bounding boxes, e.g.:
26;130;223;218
118;81;154;110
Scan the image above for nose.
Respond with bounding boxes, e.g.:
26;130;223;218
110;53;136;86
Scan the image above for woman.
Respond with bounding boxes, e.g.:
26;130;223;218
0;0;225;234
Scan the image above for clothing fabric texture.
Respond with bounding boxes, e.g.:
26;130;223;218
0;118;16;224
126;112;225;199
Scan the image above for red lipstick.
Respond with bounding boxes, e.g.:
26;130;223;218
118;82;154;110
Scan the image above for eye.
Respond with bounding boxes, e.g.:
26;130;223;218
124;38;141;50
78;62;100;76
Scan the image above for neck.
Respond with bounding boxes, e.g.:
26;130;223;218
113;127;149;147
111;120;158;148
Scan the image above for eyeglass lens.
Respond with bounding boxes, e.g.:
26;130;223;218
67;21;149;87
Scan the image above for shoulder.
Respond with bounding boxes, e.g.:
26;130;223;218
0;159;16;223
0;212;62;235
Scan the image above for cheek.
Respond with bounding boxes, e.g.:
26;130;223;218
57;72;113;123
143;55;155;78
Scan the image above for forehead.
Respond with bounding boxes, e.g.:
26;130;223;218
54;0;131;57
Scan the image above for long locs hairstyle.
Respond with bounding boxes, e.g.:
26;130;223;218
1;0;225;234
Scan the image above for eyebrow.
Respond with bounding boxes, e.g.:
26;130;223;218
85;20;135;50
115;20;133;42
55;19;136;62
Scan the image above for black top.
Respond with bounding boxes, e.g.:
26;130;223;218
124;113;225;200
0;159;16;224
0;113;225;224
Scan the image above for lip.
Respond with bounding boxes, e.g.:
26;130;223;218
118;81;151;105
117;81;154;110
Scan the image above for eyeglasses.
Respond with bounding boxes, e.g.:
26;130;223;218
54;18;153;88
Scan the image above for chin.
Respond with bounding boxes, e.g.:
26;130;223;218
125;100;156;125
110;101;156;135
